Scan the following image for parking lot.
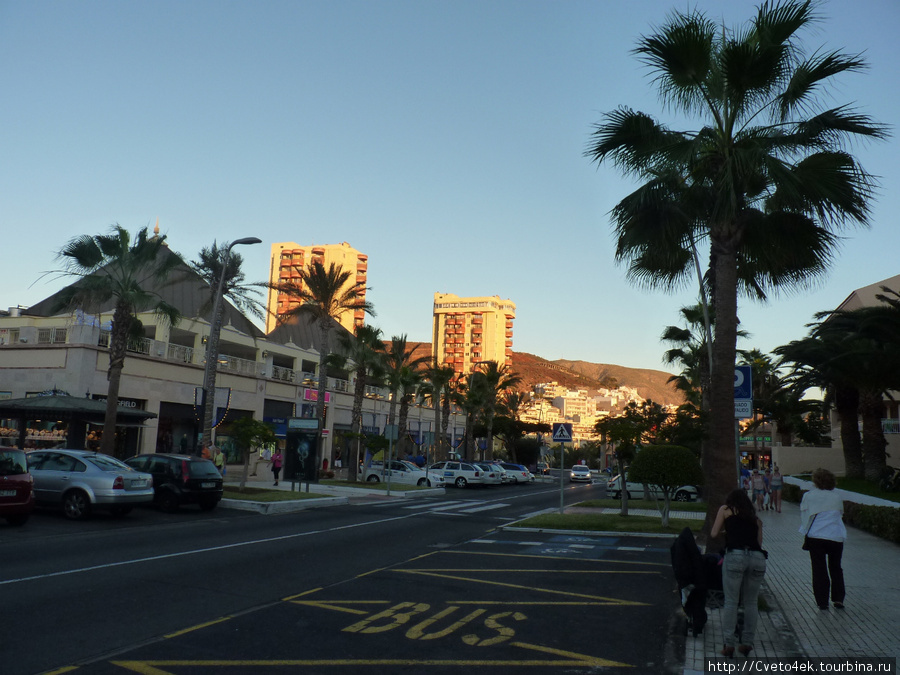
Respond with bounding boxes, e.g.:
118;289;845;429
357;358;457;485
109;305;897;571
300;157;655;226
85;530;681;674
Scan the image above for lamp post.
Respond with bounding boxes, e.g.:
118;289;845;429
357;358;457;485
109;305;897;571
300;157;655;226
200;237;261;450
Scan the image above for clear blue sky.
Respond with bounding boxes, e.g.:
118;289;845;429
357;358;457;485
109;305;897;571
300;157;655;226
2;0;898;372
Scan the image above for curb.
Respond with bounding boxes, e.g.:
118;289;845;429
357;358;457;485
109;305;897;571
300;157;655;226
220;495;349;514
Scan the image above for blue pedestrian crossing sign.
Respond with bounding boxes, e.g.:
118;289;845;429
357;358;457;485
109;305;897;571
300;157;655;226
552;423;573;444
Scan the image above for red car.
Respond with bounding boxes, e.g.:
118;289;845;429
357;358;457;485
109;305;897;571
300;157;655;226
0;448;34;526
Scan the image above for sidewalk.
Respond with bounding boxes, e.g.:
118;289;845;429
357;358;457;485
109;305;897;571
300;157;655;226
683;496;900;672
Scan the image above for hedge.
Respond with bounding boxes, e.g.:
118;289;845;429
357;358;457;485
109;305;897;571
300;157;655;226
784;483;900;545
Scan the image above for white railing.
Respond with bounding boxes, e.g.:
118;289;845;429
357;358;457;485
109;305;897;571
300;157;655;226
332;378;349;393
216;354;261;376
167;343;196;364
883;419;900;434
271;365;296;382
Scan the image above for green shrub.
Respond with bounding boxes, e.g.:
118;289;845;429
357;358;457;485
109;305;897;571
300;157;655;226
628;444;703;495
783;483;803;503
843;502;900;544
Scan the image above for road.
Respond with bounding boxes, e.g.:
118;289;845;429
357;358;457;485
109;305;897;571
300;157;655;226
1;479;686;674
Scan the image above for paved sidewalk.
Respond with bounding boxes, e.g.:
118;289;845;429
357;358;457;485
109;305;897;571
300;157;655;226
683;497;900;672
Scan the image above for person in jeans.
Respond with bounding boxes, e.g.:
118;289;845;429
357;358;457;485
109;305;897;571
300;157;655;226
799;468;846;610
769;466;784;513
711;488;767;657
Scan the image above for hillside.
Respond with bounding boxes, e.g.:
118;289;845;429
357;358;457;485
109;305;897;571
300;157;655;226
403;343;684;407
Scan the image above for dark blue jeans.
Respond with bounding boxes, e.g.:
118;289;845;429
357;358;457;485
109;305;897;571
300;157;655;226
806;537;844;607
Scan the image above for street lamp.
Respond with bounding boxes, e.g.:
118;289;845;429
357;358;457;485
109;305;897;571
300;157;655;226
200;237;262;450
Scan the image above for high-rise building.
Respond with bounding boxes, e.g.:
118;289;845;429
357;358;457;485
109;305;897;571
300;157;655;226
266;241;368;334
432;292;515;375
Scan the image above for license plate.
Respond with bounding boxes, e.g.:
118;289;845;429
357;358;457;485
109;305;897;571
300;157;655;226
131;479;147;488
0;489;15;497
201;482;216;489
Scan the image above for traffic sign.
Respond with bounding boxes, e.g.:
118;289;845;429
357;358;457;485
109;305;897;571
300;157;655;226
552;423;573;444
734;366;752;399
734;399;753;419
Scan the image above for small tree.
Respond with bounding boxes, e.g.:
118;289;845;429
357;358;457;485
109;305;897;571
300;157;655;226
627;445;703;527
228;417;277;492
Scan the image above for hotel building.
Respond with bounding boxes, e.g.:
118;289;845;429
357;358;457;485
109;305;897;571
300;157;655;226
266;241;369;333
432;293;515;375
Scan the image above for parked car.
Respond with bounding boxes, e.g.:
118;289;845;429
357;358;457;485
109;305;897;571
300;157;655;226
0;448;34;526
473;462;503;486
535;462;550;476
364;460;444;487
428;461;485;488
27;449;154;520
607;474;699;502
569;465;592;483
487;462;513;484
124;453;224;512
499;463;534;484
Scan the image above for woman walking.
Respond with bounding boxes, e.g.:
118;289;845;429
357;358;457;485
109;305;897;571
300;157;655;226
271;449;283;486
711;488;767;657
799;468;846;610
769;466;784;513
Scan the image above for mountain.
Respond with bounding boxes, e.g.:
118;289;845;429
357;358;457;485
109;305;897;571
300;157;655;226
403;343;684;407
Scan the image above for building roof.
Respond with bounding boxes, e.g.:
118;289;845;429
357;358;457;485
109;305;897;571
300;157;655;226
833;274;900;313
22;246;265;339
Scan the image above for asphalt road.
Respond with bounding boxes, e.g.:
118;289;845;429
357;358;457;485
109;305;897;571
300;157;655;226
1;479;685;674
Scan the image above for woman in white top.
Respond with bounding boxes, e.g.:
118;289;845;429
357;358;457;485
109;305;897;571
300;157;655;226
799;468;847;610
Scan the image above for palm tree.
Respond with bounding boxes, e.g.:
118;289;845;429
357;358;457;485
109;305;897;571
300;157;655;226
420;361;456;461
586;1;886;527
454;374;486;461
496;390;530;461
333;324;385;481
383;335;429;436
472;361;521;461
191;242;264;449
53;225;181;457
266;260;374;471
395;364;424;460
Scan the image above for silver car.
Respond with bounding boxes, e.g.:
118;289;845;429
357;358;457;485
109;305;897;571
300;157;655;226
27;449;154;520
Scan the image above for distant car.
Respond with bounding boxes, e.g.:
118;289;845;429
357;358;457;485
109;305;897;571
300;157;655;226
473;462;503;486
535;462;550;476
499;463;533;484
124;453;224;512
569;465;592;483
607;474;699;502
364;460;444;488
0;448;34;526
27;449;154;520
428;461;485;488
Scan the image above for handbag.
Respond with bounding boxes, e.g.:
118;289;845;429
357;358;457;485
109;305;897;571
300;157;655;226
802;513;818;550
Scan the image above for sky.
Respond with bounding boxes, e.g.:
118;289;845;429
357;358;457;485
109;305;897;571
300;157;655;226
2;0;899;374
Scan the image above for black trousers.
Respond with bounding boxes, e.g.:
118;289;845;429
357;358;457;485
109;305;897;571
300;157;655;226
806;537;845;607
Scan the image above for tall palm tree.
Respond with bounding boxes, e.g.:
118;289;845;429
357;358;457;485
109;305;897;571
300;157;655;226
54;225;181;457
472;361;521;461
454;374;486;461
383;335;429;434
420;361;456;461
266;260;374;471
395;364;424;460
191;242;264;448
587;1;886;527
333;324;385;481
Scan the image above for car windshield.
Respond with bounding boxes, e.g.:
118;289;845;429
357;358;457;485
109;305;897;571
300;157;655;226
87;455;133;471
0;449;27;475
187;460;221;478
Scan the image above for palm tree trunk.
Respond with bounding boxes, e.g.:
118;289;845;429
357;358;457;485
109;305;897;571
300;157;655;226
315;321;330;475
100;304;131;457
705;244;739;547
350;372;365;482
432;394;440;464
441;392;451;460
836;386;864;479
398;397;410;460
860;389;887;482
201;294;227;449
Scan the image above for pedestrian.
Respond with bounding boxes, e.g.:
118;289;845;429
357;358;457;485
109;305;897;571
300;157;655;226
763;468;772;510
710;488;767;658
212;445;225;477
271;449;283;486
799;468;846;611
201;444;211;460
770;465;784;513
750;469;766;511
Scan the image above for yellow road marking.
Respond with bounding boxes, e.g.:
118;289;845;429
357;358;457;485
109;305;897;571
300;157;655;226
511;641;633;667
394;569;648;605
163;616;232;639
398;568;658;574
281;587;322;601
112;656;634;670
288;600;391;614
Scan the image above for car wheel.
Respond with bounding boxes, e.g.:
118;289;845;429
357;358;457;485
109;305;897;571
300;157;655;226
5;514;29;526
199;498;219;511
367;475;380;483
675;490;691;502
109;506;133;517
455;476;468;488
612;491;621;499
63;489;92;520
158;491;180;513
417;478;428;487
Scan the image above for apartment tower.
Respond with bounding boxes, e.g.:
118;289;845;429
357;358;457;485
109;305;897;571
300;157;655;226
266;241;368;333
432;292;515;375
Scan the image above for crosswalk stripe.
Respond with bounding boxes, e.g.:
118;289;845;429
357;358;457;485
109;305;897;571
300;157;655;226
461;503;510;514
